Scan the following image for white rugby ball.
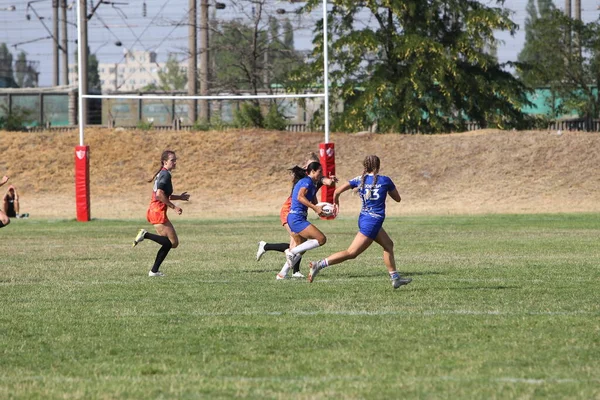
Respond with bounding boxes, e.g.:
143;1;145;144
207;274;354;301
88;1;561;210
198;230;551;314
316;202;336;216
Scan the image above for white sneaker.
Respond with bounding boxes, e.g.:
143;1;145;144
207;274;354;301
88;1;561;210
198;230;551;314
276;273;286;280
256;241;266;261
148;271;165;277
132;228;147;248
292;271;305;278
308;261;321;283
392;276;412;289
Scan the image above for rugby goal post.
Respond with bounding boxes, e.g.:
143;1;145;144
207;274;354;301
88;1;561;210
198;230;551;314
75;0;333;221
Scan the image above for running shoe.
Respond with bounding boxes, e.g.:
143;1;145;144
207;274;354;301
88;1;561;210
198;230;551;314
392;276;412;289
132;228;147;248
308;261;321;283
292;271;305;278
148;271;165;277
256;241;266;261
276;273;286;280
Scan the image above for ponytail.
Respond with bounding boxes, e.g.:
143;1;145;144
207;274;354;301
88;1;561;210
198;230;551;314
148;150;175;183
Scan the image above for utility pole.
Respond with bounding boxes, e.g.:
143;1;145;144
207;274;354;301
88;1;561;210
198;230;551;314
199;0;209;121
53;0;59;86
79;0;88;124
188;0;198;123
61;0;69;85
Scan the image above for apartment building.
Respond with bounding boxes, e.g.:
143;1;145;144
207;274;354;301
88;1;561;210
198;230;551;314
68;50;187;92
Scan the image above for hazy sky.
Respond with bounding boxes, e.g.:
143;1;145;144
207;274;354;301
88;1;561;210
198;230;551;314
0;0;598;87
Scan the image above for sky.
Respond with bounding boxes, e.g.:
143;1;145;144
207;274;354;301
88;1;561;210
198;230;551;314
0;0;599;87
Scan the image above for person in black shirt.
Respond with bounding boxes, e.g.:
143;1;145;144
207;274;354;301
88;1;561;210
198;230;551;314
132;150;190;277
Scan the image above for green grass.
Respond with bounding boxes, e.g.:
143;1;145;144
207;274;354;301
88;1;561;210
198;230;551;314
1;214;599;399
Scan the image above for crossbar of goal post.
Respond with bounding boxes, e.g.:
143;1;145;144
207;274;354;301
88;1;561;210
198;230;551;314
75;0;332;221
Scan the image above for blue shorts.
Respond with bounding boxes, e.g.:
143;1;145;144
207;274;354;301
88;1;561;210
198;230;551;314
358;213;384;240
287;212;311;234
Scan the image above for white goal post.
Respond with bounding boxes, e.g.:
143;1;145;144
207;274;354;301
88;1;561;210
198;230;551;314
74;0;332;221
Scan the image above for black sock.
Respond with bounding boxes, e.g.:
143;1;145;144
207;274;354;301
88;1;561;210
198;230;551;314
264;243;288;252
292;255;302;274
151;242;172;273
145;232;171;247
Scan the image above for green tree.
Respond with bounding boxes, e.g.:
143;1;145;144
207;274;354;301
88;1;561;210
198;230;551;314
517;0;556;88
14;52;38;88
74;48;101;91
157;54;187;91
209;1;303;128
518;10;600;119
293;0;532;133
0;43;14;81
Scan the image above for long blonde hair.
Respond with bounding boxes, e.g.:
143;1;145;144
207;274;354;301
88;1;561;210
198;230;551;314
147;150;175;183
359;155;380;199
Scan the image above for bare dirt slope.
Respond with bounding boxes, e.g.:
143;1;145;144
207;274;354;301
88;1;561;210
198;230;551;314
1;128;599;219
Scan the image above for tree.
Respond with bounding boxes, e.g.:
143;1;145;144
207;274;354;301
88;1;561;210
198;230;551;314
517;0;556;88
14;52;38;88
209;0;305;128
517;10;600;119
210;1;304;93
292;0;532;133
0;43;14;81
73;48;101;91
156;53;187;91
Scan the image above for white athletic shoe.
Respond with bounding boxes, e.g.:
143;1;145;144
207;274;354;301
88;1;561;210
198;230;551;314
276;273;286;280
308;261;321;283
132;228;147;248
148;271;165;277
292;271;305;278
392;276;412;289
256;241;266;261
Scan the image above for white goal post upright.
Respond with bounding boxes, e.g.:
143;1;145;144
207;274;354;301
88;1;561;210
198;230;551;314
75;0;332;221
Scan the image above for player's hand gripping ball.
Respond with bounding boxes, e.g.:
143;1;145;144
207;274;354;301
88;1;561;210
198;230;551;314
317;202;336;217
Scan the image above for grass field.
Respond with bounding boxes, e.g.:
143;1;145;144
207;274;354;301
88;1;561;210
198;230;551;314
1;214;599;399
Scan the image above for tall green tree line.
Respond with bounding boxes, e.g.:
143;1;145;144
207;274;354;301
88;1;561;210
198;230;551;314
290;0;533;133
0;43;38;88
518;1;600;119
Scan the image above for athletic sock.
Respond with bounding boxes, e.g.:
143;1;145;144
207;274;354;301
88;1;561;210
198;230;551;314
278;261;291;277
292;255;303;273
318;259;329;269
151;242;172;273
389;271;399;280
265;243;288;252
291;239;320;255
145;232;171;247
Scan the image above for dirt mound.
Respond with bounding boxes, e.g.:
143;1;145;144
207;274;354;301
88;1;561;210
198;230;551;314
1;127;599;219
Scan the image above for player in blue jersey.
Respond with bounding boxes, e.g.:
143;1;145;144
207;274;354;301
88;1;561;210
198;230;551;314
277;161;329;278
307;155;412;289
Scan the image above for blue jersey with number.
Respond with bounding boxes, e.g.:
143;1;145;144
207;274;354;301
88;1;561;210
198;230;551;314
290;176;317;215
349;174;395;219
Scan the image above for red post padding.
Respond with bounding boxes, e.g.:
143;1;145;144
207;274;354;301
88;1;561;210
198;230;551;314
75;145;91;221
319;142;336;219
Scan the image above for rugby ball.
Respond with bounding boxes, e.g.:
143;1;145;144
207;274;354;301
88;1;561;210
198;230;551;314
316;202;336;217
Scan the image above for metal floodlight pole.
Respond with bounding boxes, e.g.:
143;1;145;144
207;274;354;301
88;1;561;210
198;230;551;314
53;0;59;86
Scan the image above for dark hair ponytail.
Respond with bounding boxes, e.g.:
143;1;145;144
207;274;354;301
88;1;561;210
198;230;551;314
305;161;321;174
148;150;175;183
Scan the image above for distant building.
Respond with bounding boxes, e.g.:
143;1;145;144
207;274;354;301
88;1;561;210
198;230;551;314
68;50;186;93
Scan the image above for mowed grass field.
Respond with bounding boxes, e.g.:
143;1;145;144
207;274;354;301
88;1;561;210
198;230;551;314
1;213;599;399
